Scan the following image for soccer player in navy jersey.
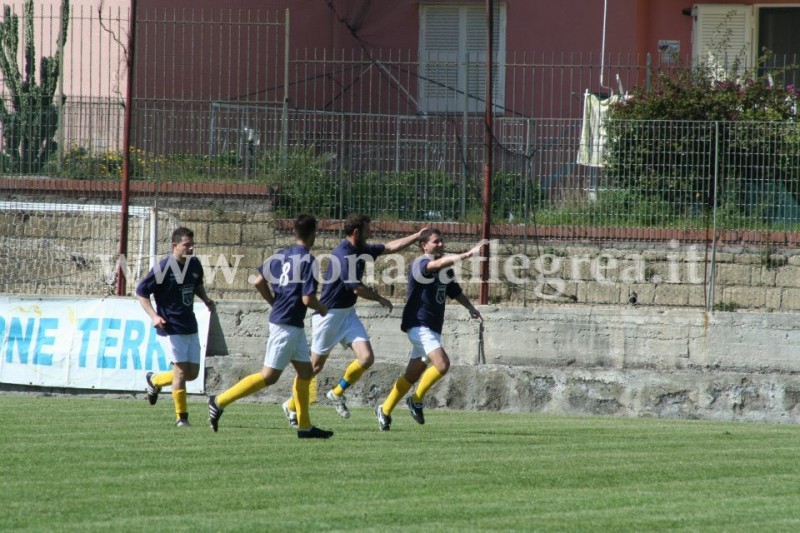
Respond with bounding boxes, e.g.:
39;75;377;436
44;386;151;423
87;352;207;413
281;213;425;423
137;227;215;427
375;228;483;431
207;214;333;439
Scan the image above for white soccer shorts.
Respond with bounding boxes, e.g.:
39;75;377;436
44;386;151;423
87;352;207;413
311;307;369;356
157;333;201;364
263;323;311;370
406;326;443;359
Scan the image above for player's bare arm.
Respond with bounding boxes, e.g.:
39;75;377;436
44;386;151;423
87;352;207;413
454;293;482;320
354;284;393;312
136;295;167;328
252;274;275;305
424;240;486;273
382;227;429;253
194;284;215;310
302;294;328;316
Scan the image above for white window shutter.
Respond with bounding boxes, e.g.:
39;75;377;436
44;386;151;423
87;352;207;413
421;6;460;110
420;4;506;113
692;4;753;75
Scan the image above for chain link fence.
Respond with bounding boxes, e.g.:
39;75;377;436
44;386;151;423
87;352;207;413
2;6;799;310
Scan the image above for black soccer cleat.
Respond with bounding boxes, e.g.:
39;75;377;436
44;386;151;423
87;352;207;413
406;396;425;425
145;372;160;405
208;395;223;432
297;426;334;439
375;405;392;431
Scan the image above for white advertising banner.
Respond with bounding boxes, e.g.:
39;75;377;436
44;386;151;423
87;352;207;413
0;296;210;393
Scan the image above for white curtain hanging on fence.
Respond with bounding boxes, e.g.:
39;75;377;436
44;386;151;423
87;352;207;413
577;91;620;167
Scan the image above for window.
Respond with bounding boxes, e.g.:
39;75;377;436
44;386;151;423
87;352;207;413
693;4;800;83
419;4;506;113
691;4;753;76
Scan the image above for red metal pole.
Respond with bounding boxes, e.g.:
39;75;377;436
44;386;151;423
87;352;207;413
479;0;494;305
117;0;138;296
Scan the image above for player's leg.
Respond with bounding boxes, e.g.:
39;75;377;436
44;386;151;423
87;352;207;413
405;327;447;424
407;347;449;424
209;324;290;432
285;310;339;417
291;357;333;439
168;333;201;426
327;311;372;417
381;357;426;415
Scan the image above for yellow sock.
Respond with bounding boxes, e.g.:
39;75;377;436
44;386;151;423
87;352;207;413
285;376;317;412
152;370;174;388
293;377;311;431
382;375;412;415
413;367;445;403
172;389;187;420
286;395;297;412
332;359;367;396
216;373;266;409
309;376;317;405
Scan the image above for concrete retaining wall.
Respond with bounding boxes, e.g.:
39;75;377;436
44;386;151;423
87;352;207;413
206;302;800;424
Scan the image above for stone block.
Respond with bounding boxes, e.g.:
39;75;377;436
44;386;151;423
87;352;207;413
721;286;767;309
778;288;800;310
714;263;753;285
652;284;690;306
208;223;242;245
775;268;800;288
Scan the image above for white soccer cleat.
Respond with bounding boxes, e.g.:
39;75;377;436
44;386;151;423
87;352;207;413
326;390;351;419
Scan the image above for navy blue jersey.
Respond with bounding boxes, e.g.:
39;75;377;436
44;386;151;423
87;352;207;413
260;244;319;327
135;255;204;336
400;257;462;334
319;240;385;309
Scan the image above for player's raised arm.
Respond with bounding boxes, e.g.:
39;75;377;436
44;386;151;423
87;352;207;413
382;227;429;253
424;240;486;273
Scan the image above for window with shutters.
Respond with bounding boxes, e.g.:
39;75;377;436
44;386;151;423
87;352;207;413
419;4;506;113
691;4;752;76
693;4;800;84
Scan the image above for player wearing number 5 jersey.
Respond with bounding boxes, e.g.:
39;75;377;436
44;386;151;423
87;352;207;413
281;213;426;423
375;229;483;431
207;214;334;439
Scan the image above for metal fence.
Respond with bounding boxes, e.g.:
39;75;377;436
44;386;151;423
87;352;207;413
2;6;800;307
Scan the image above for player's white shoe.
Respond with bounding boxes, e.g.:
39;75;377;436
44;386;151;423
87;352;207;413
282;400;299;429
326;390;351;419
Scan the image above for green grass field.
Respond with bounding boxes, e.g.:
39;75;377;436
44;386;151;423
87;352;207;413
2;394;800;532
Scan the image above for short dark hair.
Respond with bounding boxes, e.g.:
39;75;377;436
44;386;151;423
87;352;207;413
294;214;317;241
418;228;441;247
344;212;371;236
171;227;194;243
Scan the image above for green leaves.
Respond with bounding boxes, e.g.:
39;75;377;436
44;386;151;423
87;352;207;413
0;0;69;174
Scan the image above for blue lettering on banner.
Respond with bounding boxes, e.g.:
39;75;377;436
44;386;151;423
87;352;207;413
77;318;99;368
5;317;35;364
97;318;121;369
3;313;172;371
119;320;146;370
32;318;58;366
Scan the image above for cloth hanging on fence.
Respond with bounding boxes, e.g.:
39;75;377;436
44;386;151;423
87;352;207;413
577;92;620;167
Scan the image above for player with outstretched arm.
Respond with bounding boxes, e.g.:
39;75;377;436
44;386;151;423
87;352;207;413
375;229;484;431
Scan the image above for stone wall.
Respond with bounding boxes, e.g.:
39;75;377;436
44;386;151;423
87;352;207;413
5;204;800;311
205;301;800;424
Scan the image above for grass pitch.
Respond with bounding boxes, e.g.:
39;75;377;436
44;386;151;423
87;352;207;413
2;394;800;532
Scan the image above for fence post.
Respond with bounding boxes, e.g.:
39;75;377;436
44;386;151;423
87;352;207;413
707;121;719;312
56;1;66;170
281;8;290;157
461;52;469;219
